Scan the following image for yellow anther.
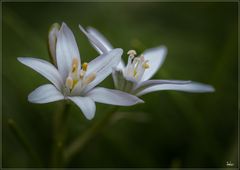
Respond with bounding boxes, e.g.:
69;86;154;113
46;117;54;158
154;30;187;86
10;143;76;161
79;71;85;79
66;76;73;89
143;62;150;69
84;73;96;84
72;58;79;72
127;50;137;56
82;62;88;71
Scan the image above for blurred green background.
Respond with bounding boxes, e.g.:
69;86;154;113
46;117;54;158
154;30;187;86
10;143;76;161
2;2;238;168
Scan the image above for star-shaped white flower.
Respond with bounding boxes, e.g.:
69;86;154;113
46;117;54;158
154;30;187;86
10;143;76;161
18;23;143;120
79;25;215;96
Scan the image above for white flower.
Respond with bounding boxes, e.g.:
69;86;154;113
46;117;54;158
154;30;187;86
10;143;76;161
18;23;143;120
79;25;215;96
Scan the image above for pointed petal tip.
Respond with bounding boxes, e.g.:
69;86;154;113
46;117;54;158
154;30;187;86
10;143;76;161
79;24;85;32
50;22;60;30
17;57;33;65
17;57;27;63
27;84;64;104
17;57;23;62
68;96;96;120
112;48;123;56
206;85;215;92
155;45;168;53
28;94;39;104
27;95;33;103
86;26;94;31
193;83;215;93
137;99;145;104
60;22;69;32
62;22;67;26
79;24;89;36
85;114;94;120
160;45;167;50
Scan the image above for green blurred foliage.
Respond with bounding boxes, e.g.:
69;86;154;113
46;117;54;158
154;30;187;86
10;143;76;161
2;2;238;168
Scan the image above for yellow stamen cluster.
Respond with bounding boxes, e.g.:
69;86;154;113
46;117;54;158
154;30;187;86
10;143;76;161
65;58;95;94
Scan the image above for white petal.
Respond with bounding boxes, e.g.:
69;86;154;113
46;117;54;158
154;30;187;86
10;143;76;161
79;24;110;54
87;26;113;52
112;68;137;93
68;96;96;120
136;81;215;96
133;79;191;94
82;26;125;70
56;22;80;79
116;60;125;70
112;68;125;90
83;48;123;92
87;87;144;106
48;23;60;66
28;84;64;103
18;57;63;90
141;46;167;81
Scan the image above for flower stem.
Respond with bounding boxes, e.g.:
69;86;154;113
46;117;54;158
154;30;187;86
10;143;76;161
63;106;119;164
50;102;71;167
7;118;42;166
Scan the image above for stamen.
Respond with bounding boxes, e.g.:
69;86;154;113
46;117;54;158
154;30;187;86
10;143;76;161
84;73;96;84
127;50;137;57
79;70;85;79
143;60;150;69
124;51;150;81
72;58;79;72
82;62;88;71
139;55;145;62
143;63;150;69
66;76;73;89
134;69;137;77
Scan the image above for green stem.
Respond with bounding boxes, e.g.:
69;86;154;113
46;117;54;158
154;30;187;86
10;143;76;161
64;106;119;164
50;102;71;167
7;118;42;166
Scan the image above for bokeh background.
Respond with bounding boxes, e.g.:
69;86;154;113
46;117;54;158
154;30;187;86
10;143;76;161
2;2;238;168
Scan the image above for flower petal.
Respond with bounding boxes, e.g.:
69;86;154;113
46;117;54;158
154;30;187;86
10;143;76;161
136;81;215;96
112;68;137;93
83;26;125;70
79;24;109;54
86;87;144;106
116;60;125;70
112;68;125;90
18;57;63;90
83;48;123;92
133;79;191;95
28;84;64;103
86;26;113;52
56;22;80;79
68;96;96;120
141;46;167;81
48;23;60;66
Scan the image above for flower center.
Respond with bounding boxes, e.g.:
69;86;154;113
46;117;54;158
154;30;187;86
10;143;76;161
65;58;96;94
124;50;149;81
